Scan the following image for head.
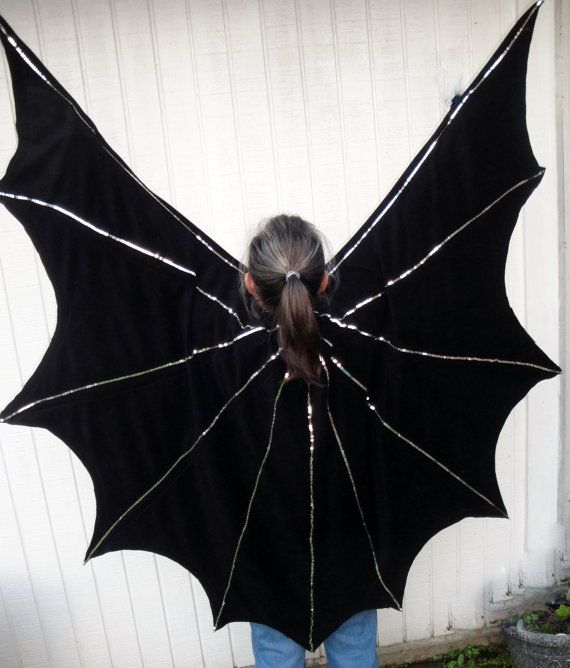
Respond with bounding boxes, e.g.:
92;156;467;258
239;214;337;385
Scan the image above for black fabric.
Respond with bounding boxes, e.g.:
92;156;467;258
0;2;561;651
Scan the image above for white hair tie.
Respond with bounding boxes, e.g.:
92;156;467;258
285;270;300;281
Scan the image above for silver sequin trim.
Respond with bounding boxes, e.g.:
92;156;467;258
0;25;97;135
0;191;196;275
320;356;402;610
0;22;242;273
195;285;253;330
324;171;545;321
0;191;256;330
307;384;316;651
329;355;368;391
83;348;281;563
321;314;560;375
328;1;543;274
213;374;287;630
366;401;509;518
337;292;385;321
329;138;436;274
99;145;243;273
328;354;509;518
445;1;543;124
321;336;333;349
380;173;544;292
0;327;266;423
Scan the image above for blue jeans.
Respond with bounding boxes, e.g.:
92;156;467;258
250;609;379;668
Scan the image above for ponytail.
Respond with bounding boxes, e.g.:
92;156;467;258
275;273;322;384
240;214;336;385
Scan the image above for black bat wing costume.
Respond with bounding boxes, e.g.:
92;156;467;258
0;0;561;652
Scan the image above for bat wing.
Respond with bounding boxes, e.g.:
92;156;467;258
0;11;293;642
0;1;562;654
314;0;561;639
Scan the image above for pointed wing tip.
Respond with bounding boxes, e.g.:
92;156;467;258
544;361;563;377
0;410;14;424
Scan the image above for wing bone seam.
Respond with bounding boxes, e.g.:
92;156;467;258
0;191;196;275
307;383;316;651
320;355;402;610
324;170;545;321
327;353;509;519
329;1;543;274
0;20;242;273
0;326;267;423
0;191;255;329
320;313;560;374
83;347;282;563
213;374;287;630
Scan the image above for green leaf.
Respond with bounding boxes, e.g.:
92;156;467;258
555;604;570;620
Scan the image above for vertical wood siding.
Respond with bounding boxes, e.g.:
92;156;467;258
0;1;564;666
559;0;570;594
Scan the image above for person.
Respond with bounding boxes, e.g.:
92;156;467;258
249;610;379;668
240;213;380;668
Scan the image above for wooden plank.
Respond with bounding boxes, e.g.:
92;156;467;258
521;0;563;587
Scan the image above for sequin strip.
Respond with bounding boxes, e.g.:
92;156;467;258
0;327;266;423
329;355;368;391
328;354;509;518
445;1;543;124
329;137;436;275
0;191;196;275
0;21;242;273
0;190;256;329
195;286;252;330
99;144;243;273
329;1;543;274
320;356;402;610
213;374;287;630
327;170;545;322
337;292;385;320
0;24;97;135
321;336;333;348
84;348;281;563
307;383;316;651
321;314;560;374
367;401;508;518
380;173;544;292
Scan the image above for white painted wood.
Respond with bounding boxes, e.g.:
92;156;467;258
521;0;564;588
558;0;570;575
0;1;563;666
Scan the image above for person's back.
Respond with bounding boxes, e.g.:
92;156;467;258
241;214;380;668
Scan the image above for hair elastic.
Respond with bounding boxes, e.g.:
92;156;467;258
285;270;300;281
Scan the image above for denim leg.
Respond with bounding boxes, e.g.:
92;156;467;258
323;609;379;668
250;622;306;668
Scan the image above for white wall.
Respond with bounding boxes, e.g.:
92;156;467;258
558;0;570;591
0;0;564;666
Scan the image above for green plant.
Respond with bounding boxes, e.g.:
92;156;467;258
441;644;481;667
556;604;570;620
505;604;570;636
429;644;512;667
